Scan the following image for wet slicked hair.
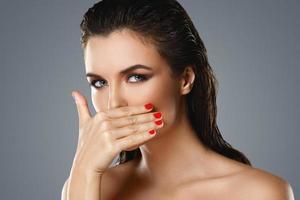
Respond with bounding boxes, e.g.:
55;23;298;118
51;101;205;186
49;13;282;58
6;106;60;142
80;0;252;166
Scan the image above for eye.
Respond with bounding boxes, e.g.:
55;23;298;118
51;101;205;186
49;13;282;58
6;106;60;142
90;79;106;89
89;74;149;89
127;74;148;83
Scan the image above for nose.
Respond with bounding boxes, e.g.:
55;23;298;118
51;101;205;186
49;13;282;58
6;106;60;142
107;82;127;111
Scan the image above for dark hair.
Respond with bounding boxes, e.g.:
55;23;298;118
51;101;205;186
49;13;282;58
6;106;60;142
80;0;252;166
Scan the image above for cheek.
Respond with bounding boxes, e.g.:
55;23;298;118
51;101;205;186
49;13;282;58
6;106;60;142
131;79;180;130
152;84;179;131
91;90;107;113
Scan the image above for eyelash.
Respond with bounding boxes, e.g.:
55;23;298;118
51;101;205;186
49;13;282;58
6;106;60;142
89;74;149;89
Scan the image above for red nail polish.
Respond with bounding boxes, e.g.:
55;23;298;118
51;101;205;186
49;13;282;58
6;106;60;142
154;119;163;125
148;129;156;135
144;103;153;110
153;112;162;119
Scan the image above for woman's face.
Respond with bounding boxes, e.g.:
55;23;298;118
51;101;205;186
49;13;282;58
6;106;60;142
83;29;183;137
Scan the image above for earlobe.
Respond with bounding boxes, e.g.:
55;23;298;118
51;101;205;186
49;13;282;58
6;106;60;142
180;66;195;95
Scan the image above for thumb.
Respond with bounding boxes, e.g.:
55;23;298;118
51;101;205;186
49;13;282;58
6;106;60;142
71;90;91;127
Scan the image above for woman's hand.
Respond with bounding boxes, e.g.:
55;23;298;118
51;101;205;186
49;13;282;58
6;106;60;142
70;90;164;175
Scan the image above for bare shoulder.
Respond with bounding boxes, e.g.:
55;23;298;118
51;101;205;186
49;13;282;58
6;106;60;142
234;166;295;200
173;160;295;200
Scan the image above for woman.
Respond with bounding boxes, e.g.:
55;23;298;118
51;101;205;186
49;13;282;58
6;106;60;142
62;0;294;199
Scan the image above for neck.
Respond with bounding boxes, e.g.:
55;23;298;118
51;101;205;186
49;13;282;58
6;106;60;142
134;108;213;189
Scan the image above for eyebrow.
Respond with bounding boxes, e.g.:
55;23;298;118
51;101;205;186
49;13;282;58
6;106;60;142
86;64;153;79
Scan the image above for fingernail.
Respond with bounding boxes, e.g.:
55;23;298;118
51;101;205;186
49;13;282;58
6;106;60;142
144;103;153;110
148;129;156;135
154;119;163;125
153;112;162;119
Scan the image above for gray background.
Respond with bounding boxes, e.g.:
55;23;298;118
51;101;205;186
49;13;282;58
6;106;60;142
0;0;299;199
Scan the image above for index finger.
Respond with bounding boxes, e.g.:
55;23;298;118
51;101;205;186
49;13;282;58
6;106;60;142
105;103;154;119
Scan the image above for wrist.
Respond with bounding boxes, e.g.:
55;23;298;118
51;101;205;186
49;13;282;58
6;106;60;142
70;163;103;180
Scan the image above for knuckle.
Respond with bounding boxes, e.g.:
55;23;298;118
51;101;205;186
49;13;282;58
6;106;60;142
102;131;112;140
129;117;137;125
137;132;145;139
95;112;108;121
140;132;147;139
101;120;111;130
129;125;139;133
127;136;136;144
106;142;116;154
114;143;121;154
122;107;132;116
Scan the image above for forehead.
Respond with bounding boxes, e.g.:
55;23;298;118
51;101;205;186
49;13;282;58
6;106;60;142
84;29;167;73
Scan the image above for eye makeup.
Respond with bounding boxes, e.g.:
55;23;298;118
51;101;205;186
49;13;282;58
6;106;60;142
88;73;151;89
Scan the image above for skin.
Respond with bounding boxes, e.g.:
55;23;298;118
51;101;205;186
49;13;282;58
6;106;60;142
82;28;294;199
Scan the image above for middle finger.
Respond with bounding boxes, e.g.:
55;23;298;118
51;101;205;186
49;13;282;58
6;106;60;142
107;111;163;129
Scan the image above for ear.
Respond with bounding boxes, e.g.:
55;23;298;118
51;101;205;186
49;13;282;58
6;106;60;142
180;66;196;95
